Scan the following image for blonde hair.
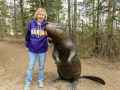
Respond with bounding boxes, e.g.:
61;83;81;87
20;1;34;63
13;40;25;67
34;8;47;20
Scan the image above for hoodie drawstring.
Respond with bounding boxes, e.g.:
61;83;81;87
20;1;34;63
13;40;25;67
38;24;41;38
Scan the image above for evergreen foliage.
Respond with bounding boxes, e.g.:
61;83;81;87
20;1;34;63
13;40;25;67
1;0;120;60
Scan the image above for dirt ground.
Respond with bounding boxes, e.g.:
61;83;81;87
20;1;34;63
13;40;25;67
0;40;120;90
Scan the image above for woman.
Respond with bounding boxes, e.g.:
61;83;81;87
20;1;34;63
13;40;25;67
24;8;48;90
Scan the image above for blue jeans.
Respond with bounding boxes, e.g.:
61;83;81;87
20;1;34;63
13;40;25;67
25;51;46;83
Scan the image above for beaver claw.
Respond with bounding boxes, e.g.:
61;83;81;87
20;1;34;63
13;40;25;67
49;77;62;84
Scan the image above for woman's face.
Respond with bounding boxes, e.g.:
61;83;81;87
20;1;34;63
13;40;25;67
37;11;46;23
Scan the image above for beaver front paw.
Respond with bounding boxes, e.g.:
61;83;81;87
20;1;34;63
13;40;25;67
55;59;61;65
67;60;72;65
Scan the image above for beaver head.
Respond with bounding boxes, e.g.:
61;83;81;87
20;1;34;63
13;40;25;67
45;22;67;41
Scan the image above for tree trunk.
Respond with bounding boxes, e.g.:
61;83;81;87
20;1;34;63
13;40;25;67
0;17;3;40
20;0;25;35
92;0;95;29
46;0;49;13
68;0;72;39
95;0;100;51
14;0;17;38
73;0;77;46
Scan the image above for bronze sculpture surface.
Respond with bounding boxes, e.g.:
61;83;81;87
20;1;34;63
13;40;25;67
45;22;105;90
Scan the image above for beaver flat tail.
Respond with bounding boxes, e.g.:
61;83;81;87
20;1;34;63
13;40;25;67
80;76;105;85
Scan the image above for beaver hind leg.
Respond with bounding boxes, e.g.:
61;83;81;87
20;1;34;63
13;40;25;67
68;80;78;90
67;72;80;90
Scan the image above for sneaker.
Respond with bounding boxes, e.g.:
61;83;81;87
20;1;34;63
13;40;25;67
24;83;31;90
39;81;44;88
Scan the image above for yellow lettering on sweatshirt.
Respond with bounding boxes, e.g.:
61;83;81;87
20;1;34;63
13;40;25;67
31;29;45;36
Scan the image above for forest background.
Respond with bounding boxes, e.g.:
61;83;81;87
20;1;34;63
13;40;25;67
0;0;120;61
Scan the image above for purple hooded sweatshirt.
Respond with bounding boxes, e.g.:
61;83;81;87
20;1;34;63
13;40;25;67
25;19;48;53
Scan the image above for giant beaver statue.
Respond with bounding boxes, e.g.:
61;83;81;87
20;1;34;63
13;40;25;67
45;22;105;90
